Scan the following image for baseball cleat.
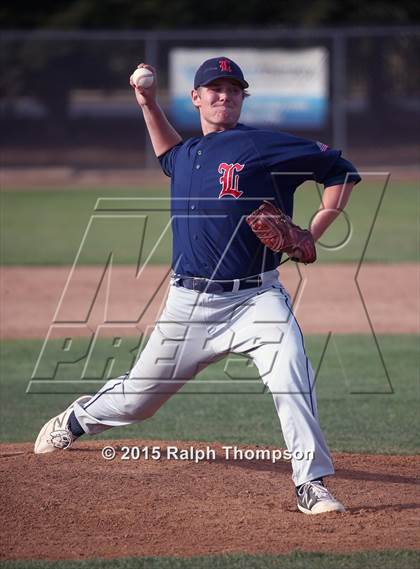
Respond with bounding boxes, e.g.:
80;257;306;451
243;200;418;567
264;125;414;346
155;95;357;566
34;396;91;454
296;480;345;515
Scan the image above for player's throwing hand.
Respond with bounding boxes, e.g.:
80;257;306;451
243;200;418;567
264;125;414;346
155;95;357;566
130;63;157;107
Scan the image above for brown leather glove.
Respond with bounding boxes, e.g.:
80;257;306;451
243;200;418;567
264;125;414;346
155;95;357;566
246;200;316;264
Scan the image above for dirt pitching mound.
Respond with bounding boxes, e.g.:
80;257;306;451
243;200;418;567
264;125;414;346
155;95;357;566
1;440;419;561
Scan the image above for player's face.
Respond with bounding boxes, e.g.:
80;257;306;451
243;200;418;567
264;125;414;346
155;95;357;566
191;79;245;134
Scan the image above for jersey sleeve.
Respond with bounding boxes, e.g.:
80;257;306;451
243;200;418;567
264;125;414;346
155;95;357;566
251;131;360;187
157;142;183;177
322;156;361;187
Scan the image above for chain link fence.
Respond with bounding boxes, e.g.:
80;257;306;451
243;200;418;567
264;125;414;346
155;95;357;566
1;27;419;170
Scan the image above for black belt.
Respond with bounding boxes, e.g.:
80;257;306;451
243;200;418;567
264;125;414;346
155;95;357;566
174;274;263;294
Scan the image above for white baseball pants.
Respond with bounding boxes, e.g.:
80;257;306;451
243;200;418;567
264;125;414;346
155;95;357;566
74;270;334;486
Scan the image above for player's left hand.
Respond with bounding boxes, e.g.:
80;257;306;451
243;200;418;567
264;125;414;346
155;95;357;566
246;200;317;264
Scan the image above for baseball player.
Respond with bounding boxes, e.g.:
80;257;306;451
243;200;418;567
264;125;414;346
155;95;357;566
35;57;361;515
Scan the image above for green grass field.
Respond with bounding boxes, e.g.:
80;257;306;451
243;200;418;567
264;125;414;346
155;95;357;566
1;334;418;454
1;180;418;265
1;181;419;568
0;550;419;569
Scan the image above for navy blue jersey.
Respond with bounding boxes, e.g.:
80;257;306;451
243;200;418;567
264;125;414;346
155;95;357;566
159;124;360;280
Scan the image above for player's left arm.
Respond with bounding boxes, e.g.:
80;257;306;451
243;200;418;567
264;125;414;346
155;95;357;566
310;182;355;241
310;155;361;241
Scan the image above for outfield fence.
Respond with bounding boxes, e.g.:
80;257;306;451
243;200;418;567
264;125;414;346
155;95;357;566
1;26;419;170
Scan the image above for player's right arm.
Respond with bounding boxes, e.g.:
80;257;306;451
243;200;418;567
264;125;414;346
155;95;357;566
131;64;182;157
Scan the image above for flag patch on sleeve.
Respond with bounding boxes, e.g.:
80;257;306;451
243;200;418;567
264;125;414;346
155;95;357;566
316;141;329;152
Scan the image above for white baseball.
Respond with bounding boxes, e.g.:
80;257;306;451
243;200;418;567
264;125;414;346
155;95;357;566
131;68;154;89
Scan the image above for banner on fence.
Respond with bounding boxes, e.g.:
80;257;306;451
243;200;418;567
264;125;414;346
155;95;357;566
169;48;329;129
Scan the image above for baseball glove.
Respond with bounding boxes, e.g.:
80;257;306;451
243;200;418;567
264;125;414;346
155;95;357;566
246;200;316;264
